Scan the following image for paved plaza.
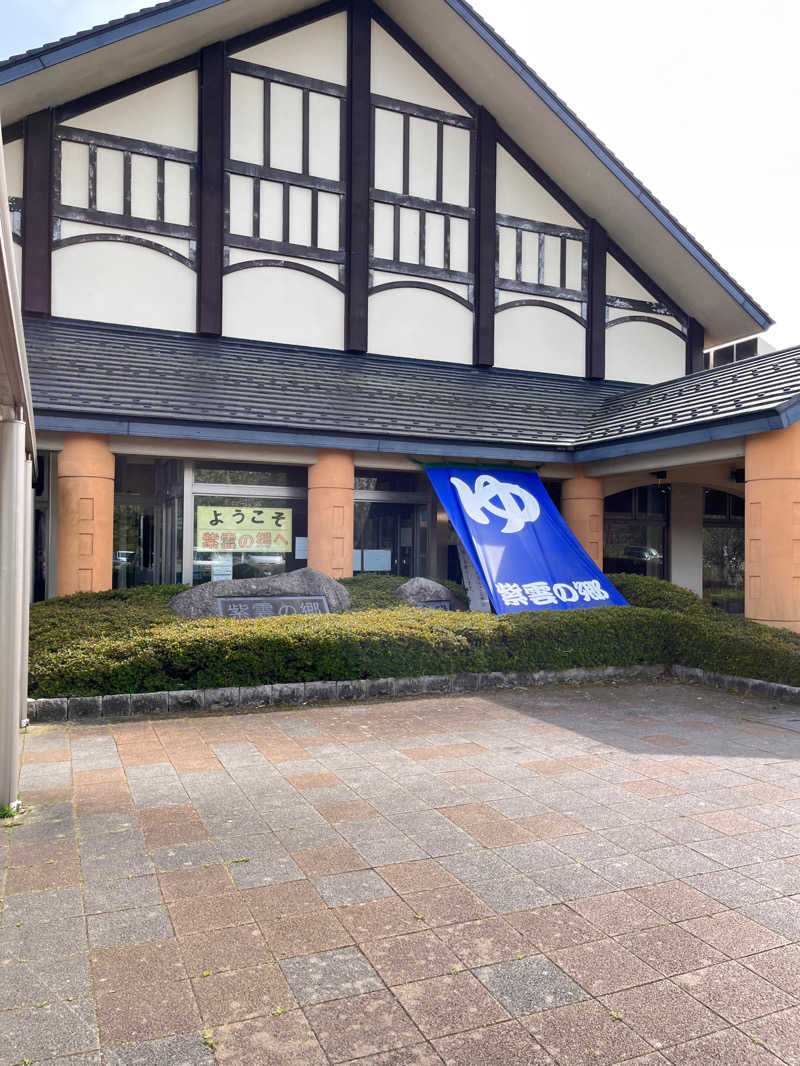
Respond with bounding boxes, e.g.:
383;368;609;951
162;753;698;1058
4;680;800;1065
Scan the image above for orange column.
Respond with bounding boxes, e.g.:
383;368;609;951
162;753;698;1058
57;434;115;596
745;421;800;631
307;449;354;579
561;468;604;568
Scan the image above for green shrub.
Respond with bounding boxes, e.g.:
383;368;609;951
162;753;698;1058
340;573;468;610
27;574;800;699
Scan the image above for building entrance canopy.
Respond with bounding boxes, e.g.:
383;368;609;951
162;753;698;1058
427;466;627;614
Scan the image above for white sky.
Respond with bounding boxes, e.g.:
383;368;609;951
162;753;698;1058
4;0;799;348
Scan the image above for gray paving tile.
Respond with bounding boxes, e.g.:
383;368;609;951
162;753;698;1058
496;841;572;873
471;877;557;913
739;898;800;940
279;946;383;1005
18;761;72;790
0;953;91;1009
313;870;395;907
739;859;800;894
685;870;780;909
586;854;672;889
646;845;724;878
474;954;588;1015
149;841;220;871
391;811;478;856
78;812;139;837
81;849;154;884
102;1034;216;1066
1;885;84;924
0;914;87;963
353;837;428;866
226;852;304;888
550;832;627;862
0;997;98;1064
87;904;173;949
83;874;163;914
530;863;618;901
437;850;516;884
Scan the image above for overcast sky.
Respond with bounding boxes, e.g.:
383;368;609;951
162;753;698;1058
4;0;799;349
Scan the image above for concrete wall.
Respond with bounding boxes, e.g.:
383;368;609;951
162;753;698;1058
669;483;703;595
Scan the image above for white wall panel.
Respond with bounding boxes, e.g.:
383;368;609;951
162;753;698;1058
565;239;583;290
606;255;655;302
543;235;560;288
317;192;340;251
231;12;348;85
605;320;686;384
496;145;579;227
408;117;437;200
259;180;283;241
371;21;468;116
3;140;23;199
96;147;124;214
308;92;340;181
373;202;394;260
441;125;470;207
11;243;21;298
223;267;344;348
424;213;445;268
130;154;157;219
229;73;264;165
270;82;303;173
373;108;404;193
63;72;198;151
229;173;253;236
369;284;473;363
52;240;196;331
495;305;585;375
449;216;469;273
520;231;538;284
398;207;420;264
164;161;191;226
60;140;89;208
497;226;515;280
288;185;312;245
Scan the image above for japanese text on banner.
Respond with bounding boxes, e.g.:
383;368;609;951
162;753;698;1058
196;505;293;553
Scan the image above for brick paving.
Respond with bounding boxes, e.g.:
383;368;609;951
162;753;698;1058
3;680;800;1065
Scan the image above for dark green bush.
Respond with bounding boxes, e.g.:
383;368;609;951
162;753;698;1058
27;574;800;699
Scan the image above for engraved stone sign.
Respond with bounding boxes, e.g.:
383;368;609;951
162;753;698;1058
217;595;330;618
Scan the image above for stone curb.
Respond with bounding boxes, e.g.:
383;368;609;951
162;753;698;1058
27;664;667;721
672;665;800;705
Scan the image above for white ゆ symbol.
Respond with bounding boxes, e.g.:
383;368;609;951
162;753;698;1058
450;474;541;534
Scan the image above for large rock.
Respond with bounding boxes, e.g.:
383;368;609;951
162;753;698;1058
169;567;351;619
396;577;465;611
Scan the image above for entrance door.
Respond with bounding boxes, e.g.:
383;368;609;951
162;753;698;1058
354;501;417;576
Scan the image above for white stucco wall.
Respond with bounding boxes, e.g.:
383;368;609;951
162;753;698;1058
52;235;196;331
494;304;585;376
3;139;23;199
232;12;348;85
223;265;344;348
496;146;580;228
371;21;467;115
605;319;686;384
63;72;198;151
368;282;473;363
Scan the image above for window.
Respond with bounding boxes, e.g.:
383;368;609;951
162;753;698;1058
604;486;669;578
187;462;308;586
703;489;744;613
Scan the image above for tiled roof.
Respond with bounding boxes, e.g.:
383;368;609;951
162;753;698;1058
25;316;800;458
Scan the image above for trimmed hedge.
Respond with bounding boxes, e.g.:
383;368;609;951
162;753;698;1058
27;574;800;699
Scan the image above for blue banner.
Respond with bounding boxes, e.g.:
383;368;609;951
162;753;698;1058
426;466;627;614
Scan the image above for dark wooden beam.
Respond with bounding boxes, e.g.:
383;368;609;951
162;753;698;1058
474;107;497;367
197;42;225;336
586;219;607;379
686;316;705;374
21;109;53;316
345;0;371;352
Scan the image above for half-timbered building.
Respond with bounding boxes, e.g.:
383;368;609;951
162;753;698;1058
2;0;799;629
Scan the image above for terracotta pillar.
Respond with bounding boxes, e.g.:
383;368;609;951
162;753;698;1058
57;434;115;596
745;421;800;631
307;449;354;579
561;468;604;568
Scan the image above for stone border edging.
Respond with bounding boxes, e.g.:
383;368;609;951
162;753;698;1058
28;663;800;722
672;665;800;705
27;664;667;721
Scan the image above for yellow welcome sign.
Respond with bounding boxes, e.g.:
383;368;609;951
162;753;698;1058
196;505;293;553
